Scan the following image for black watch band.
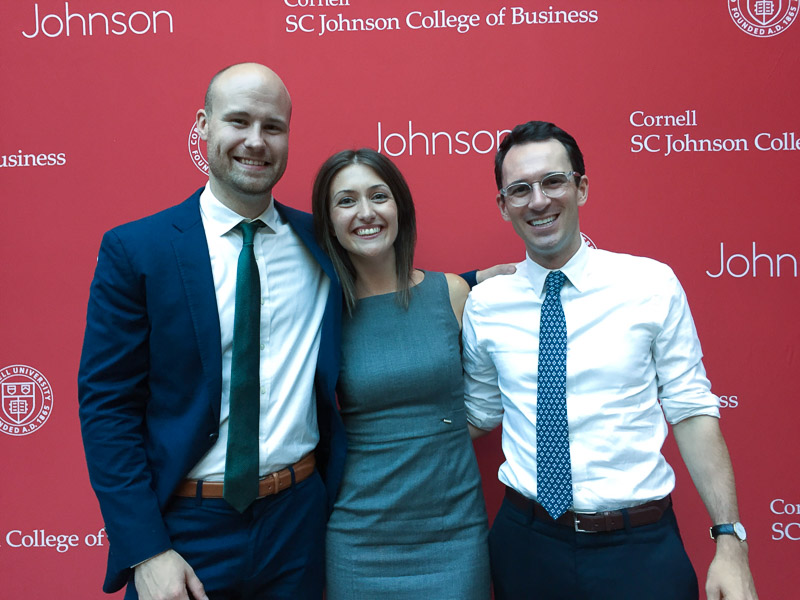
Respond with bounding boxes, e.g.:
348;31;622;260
709;522;747;541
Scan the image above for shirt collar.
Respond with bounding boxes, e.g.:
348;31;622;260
522;239;591;298
199;183;277;237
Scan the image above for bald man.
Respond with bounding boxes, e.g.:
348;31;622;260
79;63;347;599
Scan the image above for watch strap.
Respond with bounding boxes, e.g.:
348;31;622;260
709;522;746;541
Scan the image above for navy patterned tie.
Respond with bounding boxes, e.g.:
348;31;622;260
224;220;264;512
536;270;572;519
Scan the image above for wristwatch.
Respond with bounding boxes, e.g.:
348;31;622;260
709;522;747;542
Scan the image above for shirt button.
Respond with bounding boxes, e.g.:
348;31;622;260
261;298;265;305
260;343;265;351
260;386;266;395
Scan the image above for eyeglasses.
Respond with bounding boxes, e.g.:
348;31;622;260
499;171;581;207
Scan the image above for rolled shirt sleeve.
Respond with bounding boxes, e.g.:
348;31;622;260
653;271;720;424
462;295;504;431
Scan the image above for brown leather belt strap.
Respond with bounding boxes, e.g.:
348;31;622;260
174;453;316;499
505;486;671;533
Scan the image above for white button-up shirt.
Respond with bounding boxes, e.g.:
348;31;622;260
462;241;719;511
188;185;330;480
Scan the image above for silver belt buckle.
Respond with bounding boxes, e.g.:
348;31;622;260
573;510;598;533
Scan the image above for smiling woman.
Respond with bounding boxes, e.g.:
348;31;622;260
312;149;417;312
310;149;490;600
328;163;399;272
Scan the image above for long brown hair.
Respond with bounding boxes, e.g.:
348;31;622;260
312;148;417;314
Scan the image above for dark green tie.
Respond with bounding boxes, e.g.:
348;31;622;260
224;220;264;512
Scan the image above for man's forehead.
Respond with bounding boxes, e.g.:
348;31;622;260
212;88;291;121
503;140;570;176
217;104;289;122
215;77;284;102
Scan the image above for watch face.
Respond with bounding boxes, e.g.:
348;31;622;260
734;522;747;541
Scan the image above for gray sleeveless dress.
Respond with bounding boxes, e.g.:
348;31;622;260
326;271;490;599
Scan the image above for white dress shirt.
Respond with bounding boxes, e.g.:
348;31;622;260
462;241;720;511
188;185;330;480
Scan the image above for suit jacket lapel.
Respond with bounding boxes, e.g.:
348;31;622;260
274;200;342;403
170;193;223;421
164;197;339;424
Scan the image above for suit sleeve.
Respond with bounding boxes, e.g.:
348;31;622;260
459;270;478;289
78;229;172;572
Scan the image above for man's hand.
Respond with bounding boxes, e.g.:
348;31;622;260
706;537;757;600
134;549;208;600
475;263;516;284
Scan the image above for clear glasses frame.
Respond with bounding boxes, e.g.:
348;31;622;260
500;171;581;207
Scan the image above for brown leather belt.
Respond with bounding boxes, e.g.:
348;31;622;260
505;486;671;533
175;453;316;499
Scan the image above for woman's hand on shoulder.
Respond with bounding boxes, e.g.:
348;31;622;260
444;273;470;328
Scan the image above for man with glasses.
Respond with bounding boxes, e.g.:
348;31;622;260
463;121;757;599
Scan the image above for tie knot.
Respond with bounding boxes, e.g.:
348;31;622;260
546;270;566;295
239;220;264;246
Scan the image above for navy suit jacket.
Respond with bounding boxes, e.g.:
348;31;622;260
78;188;346;593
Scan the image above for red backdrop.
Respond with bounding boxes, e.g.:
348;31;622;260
2;1;798;597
